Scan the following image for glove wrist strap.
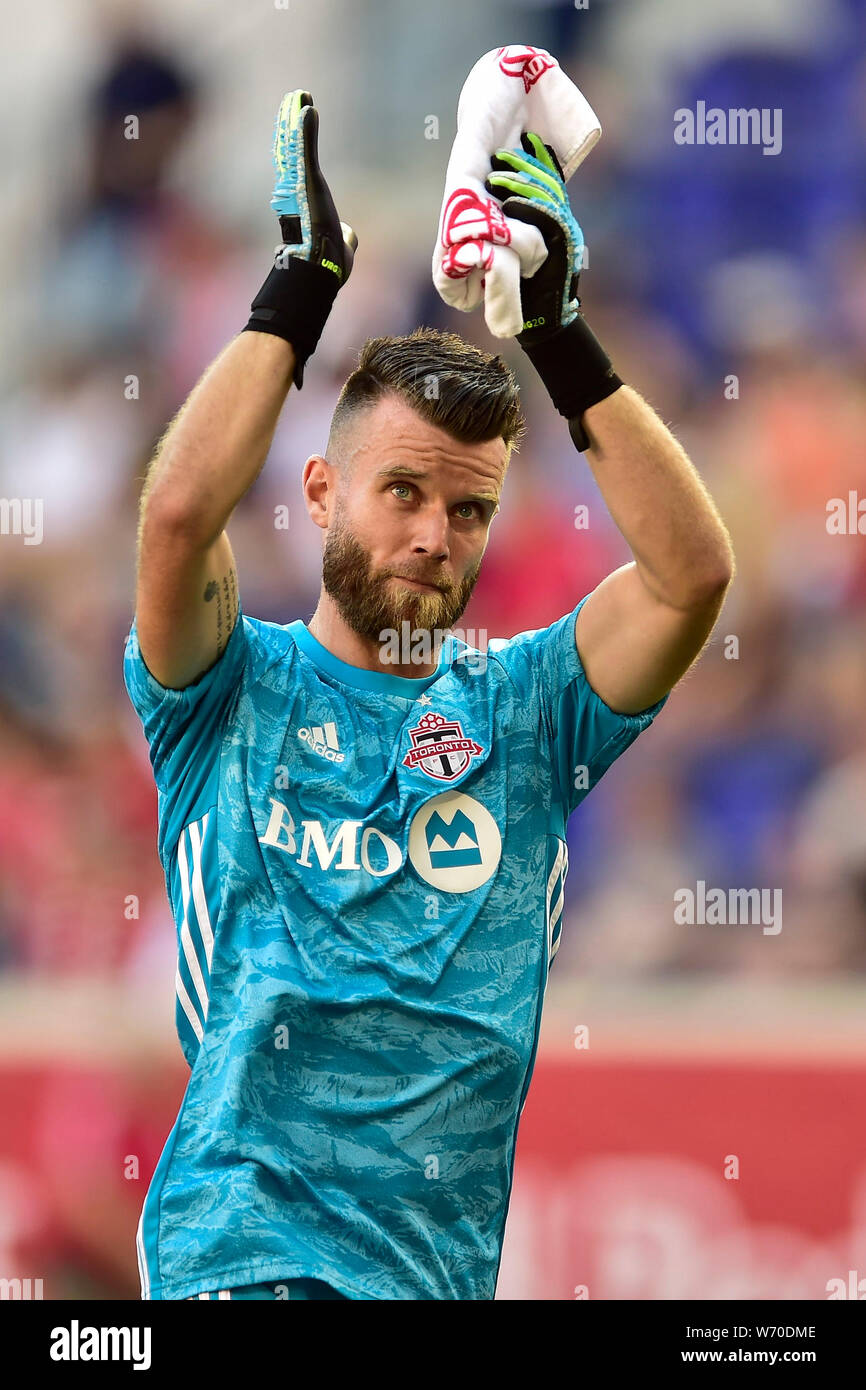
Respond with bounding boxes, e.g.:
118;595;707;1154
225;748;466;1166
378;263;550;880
519;314;623;450
242;254;341;389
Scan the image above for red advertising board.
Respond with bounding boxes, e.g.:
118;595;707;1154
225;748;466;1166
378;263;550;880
1;1055;865;1300
498;1056;866;1300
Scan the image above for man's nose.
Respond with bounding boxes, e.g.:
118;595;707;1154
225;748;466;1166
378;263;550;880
409;506;450;559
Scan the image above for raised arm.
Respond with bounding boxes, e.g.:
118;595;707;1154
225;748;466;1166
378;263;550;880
135;333;296;689
134;89;357;689
573;386;733;713
485;131;733;713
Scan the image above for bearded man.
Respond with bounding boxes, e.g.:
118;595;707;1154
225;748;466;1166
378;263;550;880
124;91;733;1302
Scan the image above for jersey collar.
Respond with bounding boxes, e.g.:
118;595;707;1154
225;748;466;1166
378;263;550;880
288;620;454;697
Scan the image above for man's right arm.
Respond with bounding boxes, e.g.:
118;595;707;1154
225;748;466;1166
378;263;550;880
134;86;357;691
135;332;296;690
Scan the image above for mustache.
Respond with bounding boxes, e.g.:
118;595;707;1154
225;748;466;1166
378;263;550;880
385;568;451;592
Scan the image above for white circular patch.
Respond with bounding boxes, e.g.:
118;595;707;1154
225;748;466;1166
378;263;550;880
408;792;502;893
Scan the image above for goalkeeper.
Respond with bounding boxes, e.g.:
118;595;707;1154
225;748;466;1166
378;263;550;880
125;91;733;1301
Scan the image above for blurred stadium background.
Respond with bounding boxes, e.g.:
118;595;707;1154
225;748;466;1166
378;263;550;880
1;0;866;1299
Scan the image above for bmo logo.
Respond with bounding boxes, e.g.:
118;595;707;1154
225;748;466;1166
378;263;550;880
258;798;401;877
257;792;502;892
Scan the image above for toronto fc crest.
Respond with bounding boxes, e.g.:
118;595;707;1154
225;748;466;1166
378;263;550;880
402;711;484;782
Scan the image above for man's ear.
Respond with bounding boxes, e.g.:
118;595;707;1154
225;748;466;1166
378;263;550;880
302;454;334;530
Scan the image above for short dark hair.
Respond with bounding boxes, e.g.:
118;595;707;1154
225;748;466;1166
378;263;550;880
327;327;525;461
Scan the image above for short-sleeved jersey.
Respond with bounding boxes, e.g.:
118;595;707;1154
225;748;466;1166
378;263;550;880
123;594;666;1300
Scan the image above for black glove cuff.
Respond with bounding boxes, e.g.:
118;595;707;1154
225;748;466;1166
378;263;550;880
242;254;341;389
519;314;622;449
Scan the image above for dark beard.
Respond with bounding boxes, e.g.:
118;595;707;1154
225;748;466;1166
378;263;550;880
321;514;481;648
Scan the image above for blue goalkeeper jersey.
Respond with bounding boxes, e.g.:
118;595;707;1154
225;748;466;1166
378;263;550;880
123;594;666;1301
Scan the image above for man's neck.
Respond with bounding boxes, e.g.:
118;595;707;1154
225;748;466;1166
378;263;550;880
306;594;440;680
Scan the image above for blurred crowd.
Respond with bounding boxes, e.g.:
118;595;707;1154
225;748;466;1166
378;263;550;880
1;0;866;994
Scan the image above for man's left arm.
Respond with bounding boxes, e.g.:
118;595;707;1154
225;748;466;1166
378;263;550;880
573;384;734;714
484;132;734;714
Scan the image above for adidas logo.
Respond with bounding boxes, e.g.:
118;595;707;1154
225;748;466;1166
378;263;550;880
298;721;345;763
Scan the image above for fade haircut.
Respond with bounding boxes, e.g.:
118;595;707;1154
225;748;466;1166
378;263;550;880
326;326;525;469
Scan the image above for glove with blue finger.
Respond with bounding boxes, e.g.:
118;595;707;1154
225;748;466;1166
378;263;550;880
485;132;621;450
243;90;358;388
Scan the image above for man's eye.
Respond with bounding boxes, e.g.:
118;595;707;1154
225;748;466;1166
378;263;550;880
391;484;412;500
455;503;480;520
